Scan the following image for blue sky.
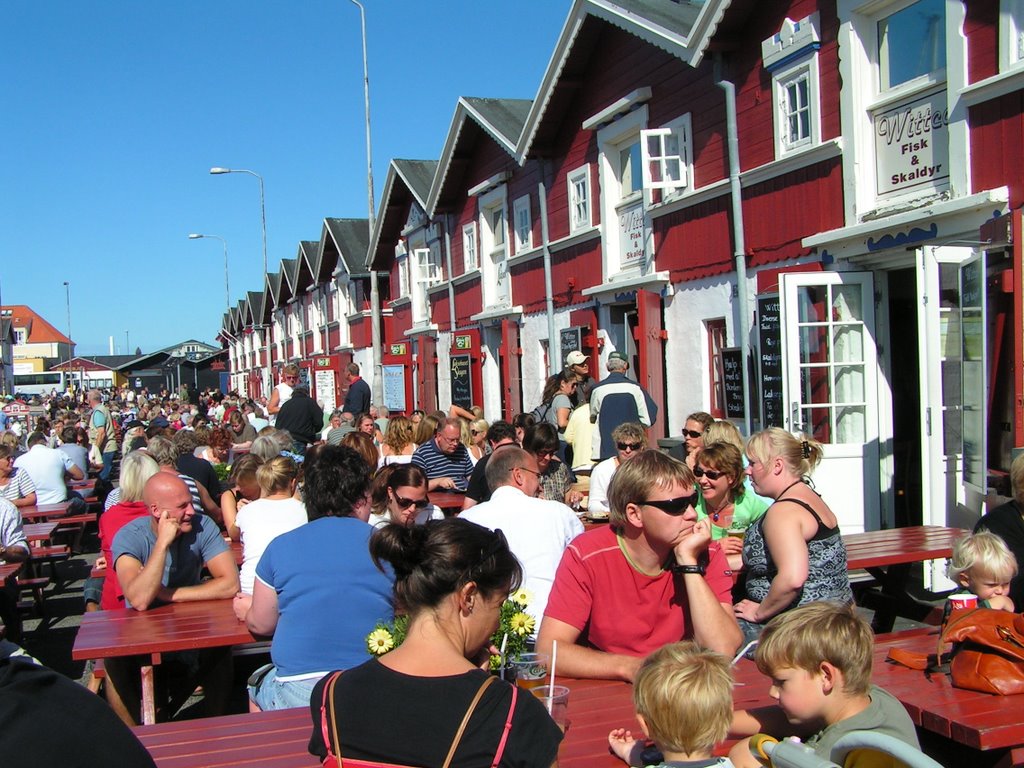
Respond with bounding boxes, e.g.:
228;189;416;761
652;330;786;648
1;1;568;356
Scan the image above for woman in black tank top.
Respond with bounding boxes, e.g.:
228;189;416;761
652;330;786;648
733;428;853;647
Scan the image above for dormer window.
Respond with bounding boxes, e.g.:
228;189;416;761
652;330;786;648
762;14;822;158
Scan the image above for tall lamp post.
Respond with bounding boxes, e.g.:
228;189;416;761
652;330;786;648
349;0;384;407
63;281;72;392
188;233;230;314
210;166;270;396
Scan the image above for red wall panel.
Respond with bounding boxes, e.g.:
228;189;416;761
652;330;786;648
970;96;1024;209
965;0;1000;84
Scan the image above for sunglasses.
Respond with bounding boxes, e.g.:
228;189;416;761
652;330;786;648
640;494;698;515
617;442;644;452
694;466;727;481
393;493;430;509
682;429;704;439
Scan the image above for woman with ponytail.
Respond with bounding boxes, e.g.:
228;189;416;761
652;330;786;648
309;518;563;767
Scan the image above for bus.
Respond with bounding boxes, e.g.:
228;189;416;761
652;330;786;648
12;371;65;397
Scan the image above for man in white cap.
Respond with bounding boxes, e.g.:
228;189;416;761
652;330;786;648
564;350;595;407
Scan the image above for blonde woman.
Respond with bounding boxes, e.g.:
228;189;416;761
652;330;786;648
468;418;489;462
378;416;417;468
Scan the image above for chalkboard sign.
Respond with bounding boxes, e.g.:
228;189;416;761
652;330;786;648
757;294;784;428
450;354;473;410
721;348;745;419
559;327;581;365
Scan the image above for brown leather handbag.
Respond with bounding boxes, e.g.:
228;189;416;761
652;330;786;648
888;608;1024;695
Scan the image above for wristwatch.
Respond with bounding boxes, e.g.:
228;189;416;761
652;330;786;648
671;563;705;575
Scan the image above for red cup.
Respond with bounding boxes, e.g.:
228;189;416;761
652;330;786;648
948;594;978;611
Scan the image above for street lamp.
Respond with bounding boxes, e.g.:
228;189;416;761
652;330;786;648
188;233;230;314
209;167;267;281
63;281;71;391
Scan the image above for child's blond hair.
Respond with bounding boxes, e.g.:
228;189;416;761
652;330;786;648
755;602;873;695
947;531;1018;583
632;642;733;756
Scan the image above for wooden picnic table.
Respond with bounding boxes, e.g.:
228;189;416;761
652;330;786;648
72;598;256;725
428;491;465;516
24;521;58;544
20;501;72;521
843;525;966;631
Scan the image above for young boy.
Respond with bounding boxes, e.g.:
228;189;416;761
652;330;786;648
608;641;735;767
945;530;1017;618
729;602;921;768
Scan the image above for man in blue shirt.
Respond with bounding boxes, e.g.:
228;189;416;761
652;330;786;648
589;352;658;461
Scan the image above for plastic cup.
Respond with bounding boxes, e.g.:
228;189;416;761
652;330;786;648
726;525;747;542
535;684;570;730
509;652;549;691
948;594;978;611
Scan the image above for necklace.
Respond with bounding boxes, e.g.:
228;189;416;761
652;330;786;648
774;479;804;503
708;498;733;523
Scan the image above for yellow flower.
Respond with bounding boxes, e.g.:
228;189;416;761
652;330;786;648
509;612;535;637
366;628;395;655
509;587;533;607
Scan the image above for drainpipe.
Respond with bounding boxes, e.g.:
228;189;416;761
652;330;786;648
538;161;557;378
444;214;457;335
715;53;753;437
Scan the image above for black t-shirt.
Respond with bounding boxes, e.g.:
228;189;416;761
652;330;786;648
464;453;493;503
176;452;222;498
0;644;157;768
975;499;1024;609
309;659;562;768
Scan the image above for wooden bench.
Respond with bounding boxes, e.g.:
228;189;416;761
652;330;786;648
16;576;49;615
28;545;70;590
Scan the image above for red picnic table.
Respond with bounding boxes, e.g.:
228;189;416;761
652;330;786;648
428;491;465;516
72;598;256;725
843;526;966;631
20;501;73;521
24;521;58;545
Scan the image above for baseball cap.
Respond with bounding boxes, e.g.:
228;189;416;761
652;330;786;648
608;351;628;362
565;350;588;366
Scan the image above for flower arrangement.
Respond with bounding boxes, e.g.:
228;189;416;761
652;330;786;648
365;587;535;671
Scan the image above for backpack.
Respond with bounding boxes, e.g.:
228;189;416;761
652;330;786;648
530;401;553;424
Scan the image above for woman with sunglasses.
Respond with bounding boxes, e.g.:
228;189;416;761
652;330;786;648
694;442;767;570
733;428;853;647
368;464;442;528
267;363;300;424
468;418;488;462
587;422;647;515
522;423;579;506
682;411;714;470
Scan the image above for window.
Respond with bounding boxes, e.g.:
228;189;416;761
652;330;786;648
641;114;692;197
397;253;410;298
1000;0;1024;70
877;0;945;91
513;194;532;252
462;222;478;271
490;206;506;250
762;15;821;158
13;329;26;345
706;318;727;418
479;186;511;307
619;140;643;199
415;247;443;287
567;165;591;233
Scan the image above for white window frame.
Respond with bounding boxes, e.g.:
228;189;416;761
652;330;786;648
641;113;693;198
479;185;511;307
597;105;650;277
513;194;532;253
773;57;820;157
462;222;478;272
874;0;946;96
1001;0;1024;71
566;164;592;234
397;253;411;298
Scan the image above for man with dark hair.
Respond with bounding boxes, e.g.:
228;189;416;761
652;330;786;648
461;420;518;509
235;445;393;711
87;388;119;481
274;384;324;455
342;363;371;416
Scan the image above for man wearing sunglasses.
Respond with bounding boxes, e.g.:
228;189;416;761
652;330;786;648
588;351;658;462
267;364;300;426
537;450;741;682
587;422;647;515
459;447;583;625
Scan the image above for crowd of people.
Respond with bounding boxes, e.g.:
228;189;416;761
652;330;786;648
0;350;1019;767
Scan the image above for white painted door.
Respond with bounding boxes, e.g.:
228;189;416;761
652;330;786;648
780;272;879;533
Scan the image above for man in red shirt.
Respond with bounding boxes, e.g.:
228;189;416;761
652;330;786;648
536;450;741;681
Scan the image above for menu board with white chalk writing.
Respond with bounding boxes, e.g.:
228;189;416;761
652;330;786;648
757;294;784;428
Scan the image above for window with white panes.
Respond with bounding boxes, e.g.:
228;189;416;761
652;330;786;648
762;15;821;159
513;194;532;253
567;165;591;233
877;0;945;91
641;113;692;198
462;222;478;272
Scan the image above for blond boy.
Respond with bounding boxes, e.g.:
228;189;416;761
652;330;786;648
946;531;1017;614
729;602;920;768
609;641;735;767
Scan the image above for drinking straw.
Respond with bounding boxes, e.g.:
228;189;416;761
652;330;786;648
731;639;758;666
499;633;509;681
547;640;558;713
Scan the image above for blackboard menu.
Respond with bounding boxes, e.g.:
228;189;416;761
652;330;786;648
450;354;473;409
559;327;581;364
757;294;784;428
721;348;745;419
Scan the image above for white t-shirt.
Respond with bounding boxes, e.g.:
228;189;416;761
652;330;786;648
14;444;75;505
459;486;584;624
368;504;443;528
269;382;294;426
236;497;308;594
587;456;618;514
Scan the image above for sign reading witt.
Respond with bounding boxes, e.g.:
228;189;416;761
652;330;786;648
874;89;949;197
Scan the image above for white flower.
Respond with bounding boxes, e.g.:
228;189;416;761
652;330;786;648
509;587;533;607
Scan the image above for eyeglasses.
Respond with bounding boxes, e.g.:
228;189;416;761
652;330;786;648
512;466;541;478
617;442;644;452
393;492;430;510
536;450;557;459
470;430;482;435
694;466;726;481
639;494;699;516
682;429;704;439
